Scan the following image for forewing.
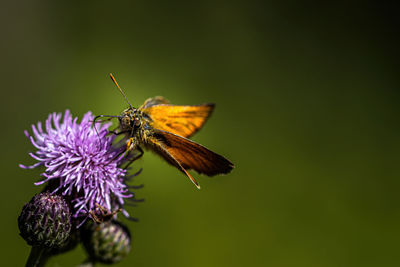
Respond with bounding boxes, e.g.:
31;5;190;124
141;103;215;138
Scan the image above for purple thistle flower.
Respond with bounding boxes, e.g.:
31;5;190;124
20;110;133;222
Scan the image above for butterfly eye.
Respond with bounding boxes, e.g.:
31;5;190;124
134;118;141;127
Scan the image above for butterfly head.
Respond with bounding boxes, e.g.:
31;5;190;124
119;107;145;133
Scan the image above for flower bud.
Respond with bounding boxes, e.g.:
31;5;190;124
18;192;72;248
49;227;80;255
81;220;131;264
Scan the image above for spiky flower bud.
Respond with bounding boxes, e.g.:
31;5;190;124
49;227;80;256
18;192;72;248
82;220;131;264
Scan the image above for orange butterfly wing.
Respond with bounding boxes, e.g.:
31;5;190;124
146;129;234;188
141;101;215;138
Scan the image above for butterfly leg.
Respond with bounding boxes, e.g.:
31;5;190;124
126;137;135;151
108;129;128;136
124;146;144;170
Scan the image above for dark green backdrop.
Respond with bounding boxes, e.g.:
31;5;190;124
2;1;400;266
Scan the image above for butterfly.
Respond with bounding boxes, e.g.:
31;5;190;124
95;74;234;189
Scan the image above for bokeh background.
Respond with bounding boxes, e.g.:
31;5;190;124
1;1;400;266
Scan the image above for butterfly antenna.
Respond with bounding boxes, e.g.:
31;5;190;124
92;114;122;147
109;73;133;109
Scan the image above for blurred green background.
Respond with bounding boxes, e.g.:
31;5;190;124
1;1;400;266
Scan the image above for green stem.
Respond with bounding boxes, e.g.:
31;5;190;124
25;246;49;267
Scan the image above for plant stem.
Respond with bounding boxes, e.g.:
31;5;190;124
26;246;49;267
